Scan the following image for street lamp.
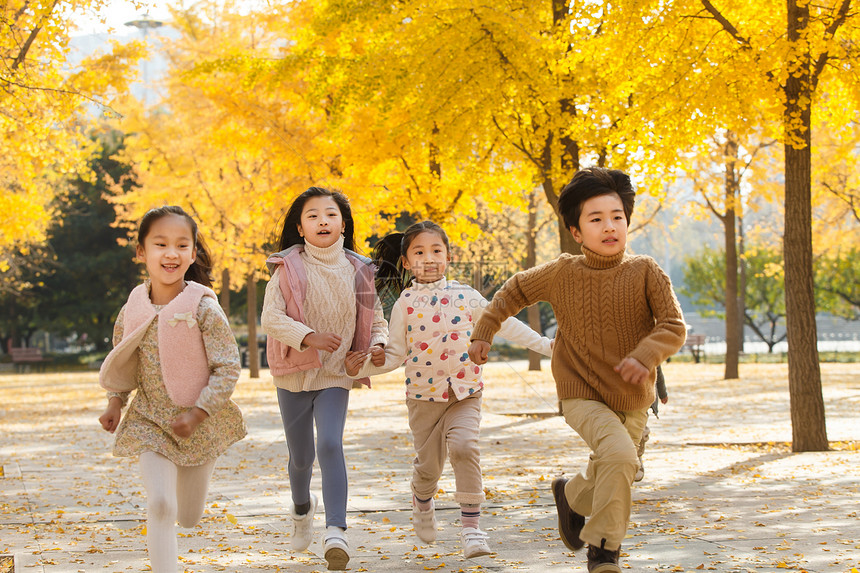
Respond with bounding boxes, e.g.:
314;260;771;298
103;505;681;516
124;13;164;35
124;14;164;108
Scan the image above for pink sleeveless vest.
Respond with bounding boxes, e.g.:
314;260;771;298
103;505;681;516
265;246;375;387
99;281;218;407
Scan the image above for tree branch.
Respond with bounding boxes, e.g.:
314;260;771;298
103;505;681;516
12;0;59;70
491;114;543;171
699;0;753;49
811;0;853;88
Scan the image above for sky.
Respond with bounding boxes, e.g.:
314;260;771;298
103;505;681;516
71;1;173;36
71;1;268;36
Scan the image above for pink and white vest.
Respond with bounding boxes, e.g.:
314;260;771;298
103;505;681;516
99;281;217;407
401;279;483;401
265;245;376;387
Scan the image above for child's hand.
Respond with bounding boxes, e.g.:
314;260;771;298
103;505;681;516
171;407;209;438
344;350;368;376
614;357;648;385
369;344;386;366
468;340;490;365
303;332;342;352
661;395;669;405
99;398;123;433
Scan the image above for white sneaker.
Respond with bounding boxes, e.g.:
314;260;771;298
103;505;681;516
412;498;437;543
323;526;350;570
290;493;318;551
461;527;491;558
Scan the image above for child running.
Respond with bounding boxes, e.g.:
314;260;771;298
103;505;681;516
260;186;388;571
468;168;686;572
345;220;553;559
98;206;246;573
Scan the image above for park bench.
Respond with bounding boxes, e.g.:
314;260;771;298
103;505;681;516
9;347;50;372
682;334;706;363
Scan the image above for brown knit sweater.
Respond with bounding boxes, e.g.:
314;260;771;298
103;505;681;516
472;247;686;412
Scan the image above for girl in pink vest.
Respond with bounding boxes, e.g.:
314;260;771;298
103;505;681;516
260;187;388;571
345;221;553;559
98;206;245;573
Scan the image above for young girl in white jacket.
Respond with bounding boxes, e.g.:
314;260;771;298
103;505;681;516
345;220;553;559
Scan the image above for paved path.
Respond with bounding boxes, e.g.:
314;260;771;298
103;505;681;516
1;362;858;572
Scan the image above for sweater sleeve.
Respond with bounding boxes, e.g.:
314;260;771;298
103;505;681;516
351;296;408;378
626;260;687;370
471;258;562;343
369;293;389;348
106;307;132;406
260;267;315;351
471;288;553;356
195;297;242;416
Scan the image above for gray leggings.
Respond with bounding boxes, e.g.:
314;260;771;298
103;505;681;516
277;386;350;529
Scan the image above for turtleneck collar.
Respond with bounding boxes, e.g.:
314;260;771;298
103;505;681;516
409;276;448;291
582;245;626;270
303;235;348;266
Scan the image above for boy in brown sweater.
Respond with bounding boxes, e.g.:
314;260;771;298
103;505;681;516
468;167;686;573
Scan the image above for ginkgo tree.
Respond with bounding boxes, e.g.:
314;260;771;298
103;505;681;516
110;2;322;376
0;0;143;282
682;130;780;379
678;0;857;452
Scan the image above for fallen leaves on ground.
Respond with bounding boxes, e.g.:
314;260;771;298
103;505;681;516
0;362;857;572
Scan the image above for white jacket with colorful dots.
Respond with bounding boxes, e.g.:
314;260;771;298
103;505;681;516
352;276;553;401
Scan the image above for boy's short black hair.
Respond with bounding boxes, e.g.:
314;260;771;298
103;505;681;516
557;167;636;230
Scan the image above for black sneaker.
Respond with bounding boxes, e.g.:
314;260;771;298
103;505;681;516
551;477;585;550
586;543;621;573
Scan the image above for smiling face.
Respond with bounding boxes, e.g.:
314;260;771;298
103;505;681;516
136;213;197;302
298;195;345;249
402;230;449;283
570;192;628;257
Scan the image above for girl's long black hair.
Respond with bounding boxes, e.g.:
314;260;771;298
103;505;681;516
137;205;214;287
277;186;356;251
373;220;449;299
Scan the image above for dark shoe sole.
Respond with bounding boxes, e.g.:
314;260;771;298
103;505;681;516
551;477;585;551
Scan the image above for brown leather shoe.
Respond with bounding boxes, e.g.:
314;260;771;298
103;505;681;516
586;543;621;572
551;477;585;551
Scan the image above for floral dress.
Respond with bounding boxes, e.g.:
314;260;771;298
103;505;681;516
108;296;246;466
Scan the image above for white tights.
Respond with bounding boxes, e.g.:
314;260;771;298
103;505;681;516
139;451;215;573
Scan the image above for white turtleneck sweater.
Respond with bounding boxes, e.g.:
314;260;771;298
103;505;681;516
261;236;384;392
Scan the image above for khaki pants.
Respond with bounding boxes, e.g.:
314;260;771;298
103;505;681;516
406;392;485;505
561;398;648;550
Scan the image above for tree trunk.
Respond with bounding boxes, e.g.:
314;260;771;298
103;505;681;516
430;124;441;180
738;212;747;353
544;1;582;257
525;192;542;371
220;268;231;315
539;140;579;256
783;0;828;452
723;133;740;379
247;273;260;379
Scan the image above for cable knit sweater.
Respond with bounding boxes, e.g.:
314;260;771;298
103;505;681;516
471;247;686;412
261;236;388;392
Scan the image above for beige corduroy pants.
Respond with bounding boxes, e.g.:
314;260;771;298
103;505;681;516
406;391;485;505
561;398;648;551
